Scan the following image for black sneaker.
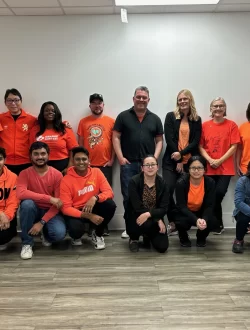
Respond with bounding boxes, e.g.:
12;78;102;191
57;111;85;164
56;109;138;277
196;239;206;247
179;231;191;247
232;239;244;253
213;227;225;235
103;226;110;237
129;240;139;252
142;235;151;249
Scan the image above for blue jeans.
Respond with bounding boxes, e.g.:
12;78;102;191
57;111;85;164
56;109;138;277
120;161;141;210
20;199;66;246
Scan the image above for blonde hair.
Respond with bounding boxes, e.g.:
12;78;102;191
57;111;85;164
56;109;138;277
174;89;199;121
210;97;227;118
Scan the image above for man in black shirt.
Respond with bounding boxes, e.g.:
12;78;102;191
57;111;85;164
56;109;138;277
113;86;163;238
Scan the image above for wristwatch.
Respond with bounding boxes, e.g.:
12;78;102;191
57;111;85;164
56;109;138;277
40;219;46;226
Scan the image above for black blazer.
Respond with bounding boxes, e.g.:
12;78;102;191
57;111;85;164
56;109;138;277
162;111;202;170
125;172;169;222
174;173;215;222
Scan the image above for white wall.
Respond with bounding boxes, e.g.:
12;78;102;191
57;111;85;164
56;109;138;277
0;13;250;229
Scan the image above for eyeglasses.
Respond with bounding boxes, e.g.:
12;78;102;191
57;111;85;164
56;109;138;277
143;163;158;168
212;104;225;109
189;166;204;172
6;98;21;104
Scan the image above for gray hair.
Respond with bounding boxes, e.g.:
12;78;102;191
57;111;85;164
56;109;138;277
134;86;150;96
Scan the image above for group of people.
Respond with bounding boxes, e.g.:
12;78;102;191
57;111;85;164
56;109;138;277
0;86;250;258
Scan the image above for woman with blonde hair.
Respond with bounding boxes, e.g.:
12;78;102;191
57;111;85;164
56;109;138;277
162;89;202;229
199;97;240;234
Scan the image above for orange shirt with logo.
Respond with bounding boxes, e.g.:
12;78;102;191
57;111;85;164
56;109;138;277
77;115;115;166
238;122;250;174
0;109;37;165
29;125;78;161
188;177;205;212
200;119;240;175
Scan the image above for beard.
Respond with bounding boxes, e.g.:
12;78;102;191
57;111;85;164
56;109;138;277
91;109;103;116
31;159;48;168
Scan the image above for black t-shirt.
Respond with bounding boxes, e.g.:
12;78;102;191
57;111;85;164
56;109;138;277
113;107;163;162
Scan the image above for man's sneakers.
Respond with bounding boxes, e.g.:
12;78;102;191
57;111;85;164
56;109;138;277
71;238;83;246
91;231;105;250
178;231;192;247
213;227;225;235
20;245;33;260
129;239;139;252
41;234;52;247
121;230;129;239
232;239;244;253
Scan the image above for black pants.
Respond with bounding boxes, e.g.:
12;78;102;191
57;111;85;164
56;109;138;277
162;166;188;221
48;158;69;172
93;166;112;186
66;199;116;238
126;216;169;253
171;209;218;240
235;212;250;241
0;217;17;245
6;163;31;175
208;175;231;228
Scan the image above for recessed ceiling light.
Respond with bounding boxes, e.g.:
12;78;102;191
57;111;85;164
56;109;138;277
115;0;219;5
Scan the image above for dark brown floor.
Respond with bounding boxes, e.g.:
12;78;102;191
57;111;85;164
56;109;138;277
0;230;250;330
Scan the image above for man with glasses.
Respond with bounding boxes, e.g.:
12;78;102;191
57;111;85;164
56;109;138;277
0;88;37;175
113;86;164;238
77;93;115;236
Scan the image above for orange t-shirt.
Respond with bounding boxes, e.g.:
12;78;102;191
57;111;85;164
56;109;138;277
29;126;78;161
178;121;191;164
77;115;115;166
239;122;250;174
0;109;37;165
200;119;240;175
188;177;205;212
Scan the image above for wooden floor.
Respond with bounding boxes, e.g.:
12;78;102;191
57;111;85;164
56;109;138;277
0;230;250;330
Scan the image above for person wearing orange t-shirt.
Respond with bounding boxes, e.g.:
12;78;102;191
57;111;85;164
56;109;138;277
169;156;217;247
29;102;78;173
236;103;250;175
60;147;116;250
77;93;115;186
0;147;19;251
199;97;241;234
0;89;37;175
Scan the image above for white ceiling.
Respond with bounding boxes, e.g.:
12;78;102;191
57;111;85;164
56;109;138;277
0;0;250;16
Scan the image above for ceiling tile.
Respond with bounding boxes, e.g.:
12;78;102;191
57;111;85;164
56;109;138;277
219;0;250;4
0;0;6;7
216;4;250;10
64;6;114;14
60;0;113;6
115;5;165;13
12;7;64;15
5;0;60;7
165;4;217;12
0;7;13;14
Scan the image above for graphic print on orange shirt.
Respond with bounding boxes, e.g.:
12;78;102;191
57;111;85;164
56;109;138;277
88;124;104;149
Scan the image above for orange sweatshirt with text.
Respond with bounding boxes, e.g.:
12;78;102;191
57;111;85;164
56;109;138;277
0;166;19;220
60;166;114;218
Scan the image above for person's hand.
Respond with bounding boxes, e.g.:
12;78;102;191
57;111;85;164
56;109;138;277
64;121;72;129
210;159;222;168
50;197;63;209
236;165;243;177
136;212;150;226
62;168;68;175
0;213;10;230
82;196;97;213
104;159;114;167
28;222;44;235
119;157;131;166
158;220;166;234
196;218;207;231
176;163;184;173
171;152;181;161
88;214;104;225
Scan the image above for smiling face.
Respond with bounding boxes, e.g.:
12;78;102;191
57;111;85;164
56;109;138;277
141;156;158;177
30;148;49;168
89;100;104;116
189;160;205;180
133;90;150;112
177;92;190;114
43;104;56;122
73;152;90;175
5;93;22;115
210;99;226;119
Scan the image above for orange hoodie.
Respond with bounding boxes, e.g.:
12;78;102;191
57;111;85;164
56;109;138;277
0;166;19;220
60;166;114;218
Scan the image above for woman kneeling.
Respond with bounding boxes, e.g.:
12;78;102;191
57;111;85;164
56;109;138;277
170;155;217;247
125;155;169;253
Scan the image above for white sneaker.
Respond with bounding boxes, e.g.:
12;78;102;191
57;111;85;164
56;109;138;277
71;238;82;246
20;245;33;260
121;230;129;239
92;231;105;250
0;244;8;251
41;235;52;247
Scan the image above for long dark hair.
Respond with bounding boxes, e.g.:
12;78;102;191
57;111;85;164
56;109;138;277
36;101;66;137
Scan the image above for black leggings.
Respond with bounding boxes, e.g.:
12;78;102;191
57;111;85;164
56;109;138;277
126;216;169;253
235;212;250;241
66;199;116;238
